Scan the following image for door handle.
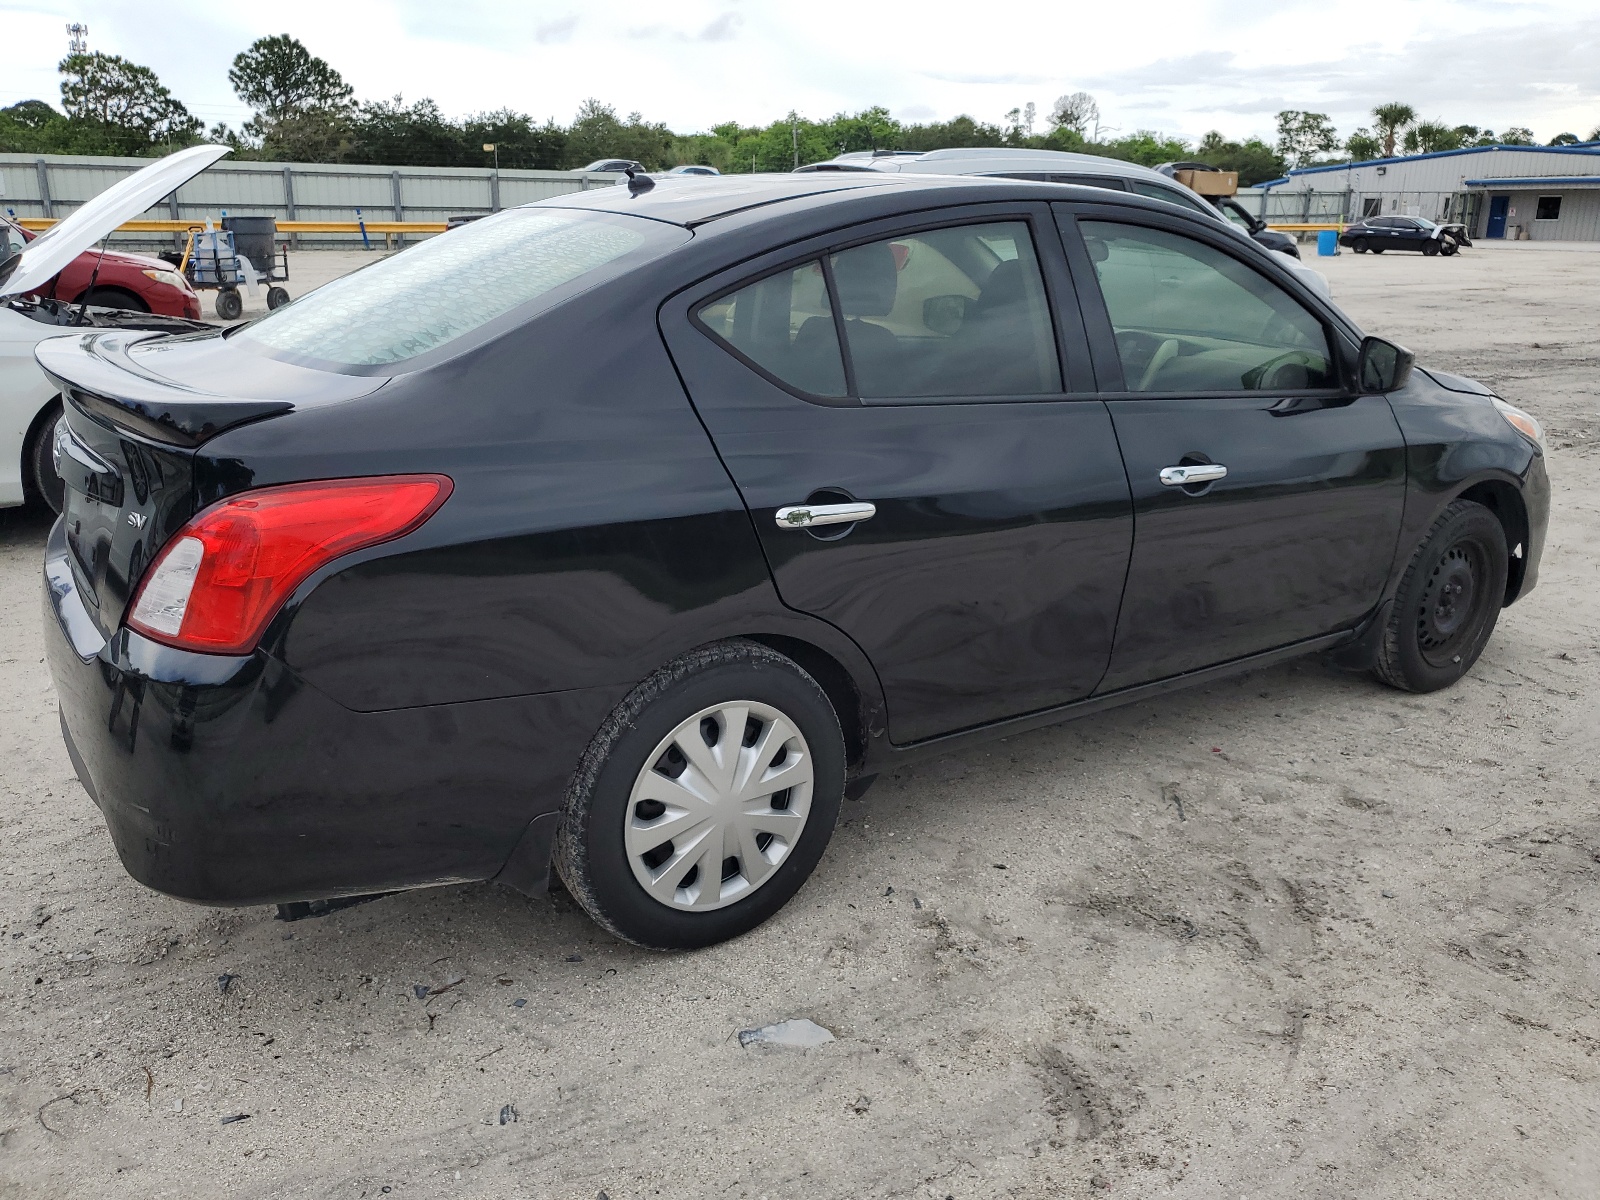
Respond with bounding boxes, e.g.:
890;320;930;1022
774;502;876;530
1159;464;1227;487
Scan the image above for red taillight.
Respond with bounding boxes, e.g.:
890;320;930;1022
126;475;453;655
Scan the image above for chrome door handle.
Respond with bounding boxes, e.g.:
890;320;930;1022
774;502;876;530
1159;464;1228;487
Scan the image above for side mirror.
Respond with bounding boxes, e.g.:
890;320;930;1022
1358;336;1415;392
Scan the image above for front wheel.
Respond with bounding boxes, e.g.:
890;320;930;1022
26;404;66;515
1374;500;1508;693
215;287;243;320
555;640;845;949
1353;238;1369;253
266;286;290;310
1423;241;1440;257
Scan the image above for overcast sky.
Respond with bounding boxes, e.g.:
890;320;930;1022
5;0;1598;145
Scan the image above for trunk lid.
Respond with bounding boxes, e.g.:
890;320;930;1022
36;327;387;639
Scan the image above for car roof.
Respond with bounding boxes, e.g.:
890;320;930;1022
533;171;991;227
799;147;1178;185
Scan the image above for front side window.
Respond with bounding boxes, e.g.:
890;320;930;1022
696;260;846;397
241;208;680;368
1081;220;1335;393
830;221;1060;398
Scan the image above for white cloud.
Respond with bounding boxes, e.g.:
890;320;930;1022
3;0;1595;143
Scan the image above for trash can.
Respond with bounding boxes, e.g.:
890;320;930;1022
1317;229;1339;256
222;216;277;275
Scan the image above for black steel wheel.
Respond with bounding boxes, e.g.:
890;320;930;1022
215;287;243;320
554;639;845;949
1353;237;1369;253
1374;499;1508;692
25;403;66;515
1423;241;1440;257
266;286;290;310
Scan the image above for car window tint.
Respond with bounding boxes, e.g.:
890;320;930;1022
696;260;847;397
1047;174;1128;191
829;221;1060;399
1127;180;1212;215
242;208;676;368
1081;221;1334;393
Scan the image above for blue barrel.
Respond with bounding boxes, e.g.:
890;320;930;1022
1317;229;1339;256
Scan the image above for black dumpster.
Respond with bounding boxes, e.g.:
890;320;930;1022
221;216;278;275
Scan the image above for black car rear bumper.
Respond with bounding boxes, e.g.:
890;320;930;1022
43;520;620;906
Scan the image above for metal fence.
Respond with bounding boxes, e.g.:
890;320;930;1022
1237;187;1482;231
0;154;618;249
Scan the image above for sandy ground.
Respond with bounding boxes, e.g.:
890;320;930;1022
1;243;1597;1199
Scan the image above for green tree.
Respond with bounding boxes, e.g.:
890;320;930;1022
347;96;467;166
1452;125;1497;147
1274;110;1339;167
1343;127;1382;161
1370;102;1416;157
1500;126;1536;145
1096;130;1191;168
564;98;675;169
229;35;354;161
1403;120;1461;153
1548;131;1580;146
58;52;200;152
463;109;567;170
1049;92;1099;137
1196;131;1288;185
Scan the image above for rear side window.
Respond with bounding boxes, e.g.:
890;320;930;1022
1081;221;1334;393
1127;180;1213;216
241;208;679;368
696;260;847;397
830;221;1060;398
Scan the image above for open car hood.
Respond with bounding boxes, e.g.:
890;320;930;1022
0;144;228;300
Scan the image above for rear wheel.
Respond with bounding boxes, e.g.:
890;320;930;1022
25;403;66;515
555;640;844;949
266;286;290;310
1371;246;1385;254
215;287;243;320
1374;500;1508;692
1423;241;1440;257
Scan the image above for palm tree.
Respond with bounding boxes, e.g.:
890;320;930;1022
1371;102;1417;158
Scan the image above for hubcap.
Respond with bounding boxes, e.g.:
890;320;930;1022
624;701;814;912
1416;542;1482;665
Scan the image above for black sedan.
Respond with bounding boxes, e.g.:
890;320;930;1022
40;174;1548;949
1340;216;1469;256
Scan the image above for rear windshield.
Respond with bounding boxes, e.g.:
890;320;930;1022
240;207;682;368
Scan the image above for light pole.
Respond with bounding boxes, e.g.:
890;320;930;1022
483;143;499;170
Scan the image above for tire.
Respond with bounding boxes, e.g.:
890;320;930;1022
1423;242;1440;257
266;286;290;310
555;640;845;950
1353;238;1369;253
77;286;148;313
215;288;243;320
1441;241;1459;257
25;403;66;515
1371;246;1385;254
1373;500;1508;693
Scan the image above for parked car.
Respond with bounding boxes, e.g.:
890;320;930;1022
666;165;721;176
1;146;222;513
3;213;202;317
1151;161;1301;258
575;159;645;174
801;148;1303;260
1339;216;1470;256
41;172;1547;952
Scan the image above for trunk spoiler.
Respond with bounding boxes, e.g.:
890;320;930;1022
35;330;292;448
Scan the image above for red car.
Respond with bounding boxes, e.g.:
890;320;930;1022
2;216;202;319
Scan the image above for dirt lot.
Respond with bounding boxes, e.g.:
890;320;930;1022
1;243;1597;1199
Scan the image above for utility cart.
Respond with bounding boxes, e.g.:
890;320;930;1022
181;216;290;320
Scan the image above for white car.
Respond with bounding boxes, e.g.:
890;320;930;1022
1;145;226;512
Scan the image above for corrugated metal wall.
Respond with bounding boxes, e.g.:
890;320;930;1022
1492;190;1600;242
0;154;617;247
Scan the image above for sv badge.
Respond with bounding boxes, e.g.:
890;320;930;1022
127;511;147;530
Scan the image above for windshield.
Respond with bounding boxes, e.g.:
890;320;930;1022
1414;218;1438;231
241;207;681;369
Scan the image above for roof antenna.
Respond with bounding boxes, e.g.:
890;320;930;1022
624;166;654;195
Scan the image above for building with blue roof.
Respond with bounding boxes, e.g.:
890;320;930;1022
1258;144;1600;241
